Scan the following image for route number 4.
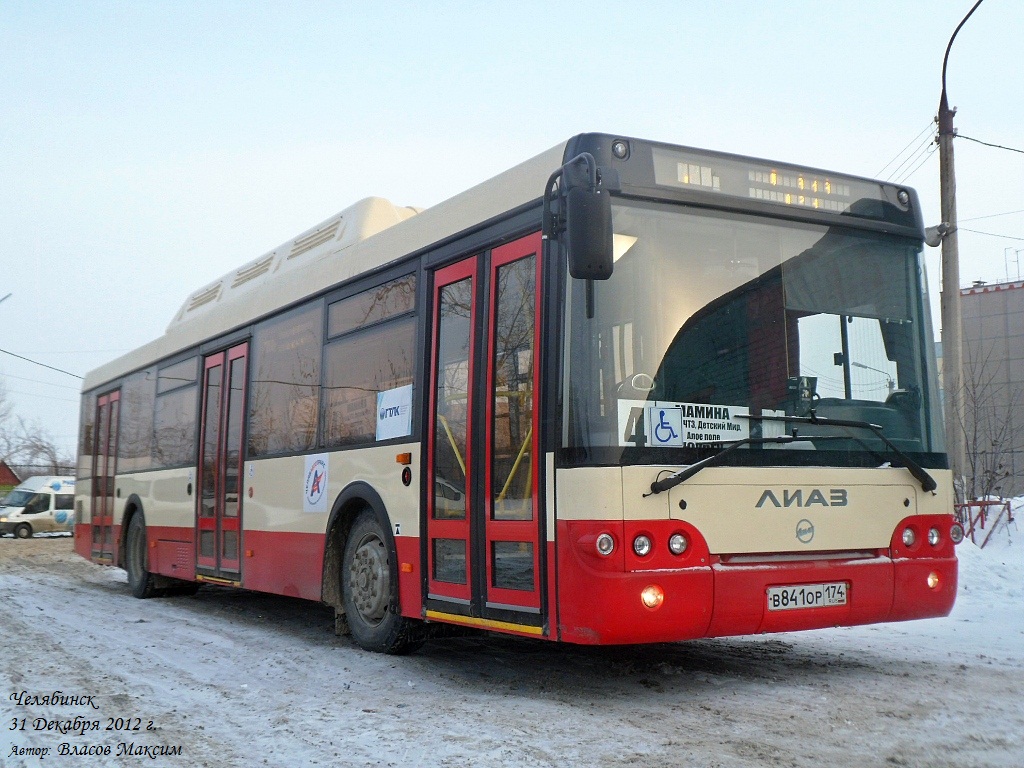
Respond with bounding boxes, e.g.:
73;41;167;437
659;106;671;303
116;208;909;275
622;406;648;447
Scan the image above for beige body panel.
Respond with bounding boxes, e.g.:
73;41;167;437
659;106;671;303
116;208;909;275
554;466;624;521
92;443;420;541
559;464;953;554
115;468;194;528
244;443;421;536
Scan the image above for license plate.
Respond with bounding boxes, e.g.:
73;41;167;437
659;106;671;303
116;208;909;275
767;582;847;611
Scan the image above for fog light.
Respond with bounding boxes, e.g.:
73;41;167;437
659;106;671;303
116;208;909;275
640;584;664;610
633;534;652;557
928;527;941;546
902;527;916;547
668;533;688;555
596;533;615;556
950;523;964;544
927;572;940;589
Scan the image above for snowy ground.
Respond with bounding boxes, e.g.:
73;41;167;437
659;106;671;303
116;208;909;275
1;509;1022;768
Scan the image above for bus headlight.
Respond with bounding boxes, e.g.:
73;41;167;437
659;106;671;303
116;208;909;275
595;533;615;556
668;533;688;555
928;527;941;547
902;527;916;547
950;523;965;545
633;534;652;557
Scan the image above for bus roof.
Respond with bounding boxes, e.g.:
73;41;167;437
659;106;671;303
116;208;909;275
83;140;568;391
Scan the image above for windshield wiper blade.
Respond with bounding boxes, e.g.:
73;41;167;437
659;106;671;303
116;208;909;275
736;411;938;493
646;434;816;495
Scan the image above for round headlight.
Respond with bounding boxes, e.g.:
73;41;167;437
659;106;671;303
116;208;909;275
902;527;916;547
633;534;652;557
950;523;965;545
595;533;615;556
668;533;688;555
928;527;941;546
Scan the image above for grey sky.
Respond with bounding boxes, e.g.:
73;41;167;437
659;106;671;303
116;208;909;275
1;1;1021;455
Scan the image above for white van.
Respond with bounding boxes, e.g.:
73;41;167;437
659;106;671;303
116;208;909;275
0;476;76;538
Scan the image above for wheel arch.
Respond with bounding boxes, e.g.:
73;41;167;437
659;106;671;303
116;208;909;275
321;482;397;612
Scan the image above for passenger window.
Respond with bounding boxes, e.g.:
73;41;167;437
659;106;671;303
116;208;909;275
56;494;74;510
248;302;323;456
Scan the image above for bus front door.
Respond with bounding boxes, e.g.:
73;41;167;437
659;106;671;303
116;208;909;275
91;389;120;563
195;343;248;583
426;233;545;635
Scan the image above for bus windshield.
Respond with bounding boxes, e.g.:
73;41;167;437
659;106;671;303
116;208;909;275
561;201;945;468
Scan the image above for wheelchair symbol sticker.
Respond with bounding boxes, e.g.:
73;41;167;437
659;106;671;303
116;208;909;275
650;407;683;447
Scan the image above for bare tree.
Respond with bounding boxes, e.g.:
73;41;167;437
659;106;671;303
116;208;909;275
955;341;1024;501
0;379;74;476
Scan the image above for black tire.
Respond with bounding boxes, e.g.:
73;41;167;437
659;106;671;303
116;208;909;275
13;523;32;539
125;513;159;599
342;510;425;655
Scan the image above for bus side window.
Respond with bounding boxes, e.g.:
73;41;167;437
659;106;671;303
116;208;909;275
56;494;75;510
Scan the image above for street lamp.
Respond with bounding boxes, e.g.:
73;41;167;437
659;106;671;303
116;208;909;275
851;362;895;395
938;0;985;501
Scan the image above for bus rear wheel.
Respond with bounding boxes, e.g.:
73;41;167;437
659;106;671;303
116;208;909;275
13;523;32;539
342;510;425;655
125;513;159;599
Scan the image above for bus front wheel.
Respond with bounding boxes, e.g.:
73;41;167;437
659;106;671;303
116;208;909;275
13;523;32;539
125;513;159;599
342;510;425;655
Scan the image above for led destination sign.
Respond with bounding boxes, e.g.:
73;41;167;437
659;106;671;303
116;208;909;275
650;146;909;223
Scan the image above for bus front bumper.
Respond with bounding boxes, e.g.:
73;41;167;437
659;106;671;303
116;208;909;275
556;520;957;645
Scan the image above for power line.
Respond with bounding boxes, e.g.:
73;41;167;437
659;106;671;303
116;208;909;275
897;145;938;185
0;348;83;379
961;209;1024;223
877;121;935;178
0;372;81;391
958;134;1024;155
885;133;935;182
4;387;80;405
959;227;1024;242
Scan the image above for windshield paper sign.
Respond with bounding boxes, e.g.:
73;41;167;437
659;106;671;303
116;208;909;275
618;400;750;448
376;384;413;441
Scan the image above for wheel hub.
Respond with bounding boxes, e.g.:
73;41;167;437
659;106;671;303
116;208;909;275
349;535;390;625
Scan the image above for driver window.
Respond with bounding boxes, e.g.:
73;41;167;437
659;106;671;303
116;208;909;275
23;493;50;514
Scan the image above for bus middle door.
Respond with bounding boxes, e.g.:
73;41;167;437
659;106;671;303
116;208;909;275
195;343;248;583
425;233;545;635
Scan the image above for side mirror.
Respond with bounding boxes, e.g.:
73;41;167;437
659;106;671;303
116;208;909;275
566;184;613;280
554;153;614;281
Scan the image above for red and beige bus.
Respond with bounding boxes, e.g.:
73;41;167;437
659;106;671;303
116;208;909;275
75;133;962;654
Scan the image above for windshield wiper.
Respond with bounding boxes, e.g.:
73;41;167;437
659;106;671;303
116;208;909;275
739;411;938;493
646;433;818;495
646;411;938;496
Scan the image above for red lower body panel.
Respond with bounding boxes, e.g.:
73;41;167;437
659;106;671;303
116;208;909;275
233;529;324;600
556;520;958;645
76;522;326;602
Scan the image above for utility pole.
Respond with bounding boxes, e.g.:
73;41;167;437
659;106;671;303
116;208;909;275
938;0;984;502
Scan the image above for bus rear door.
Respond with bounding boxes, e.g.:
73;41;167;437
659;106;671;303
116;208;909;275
91;390;119;563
